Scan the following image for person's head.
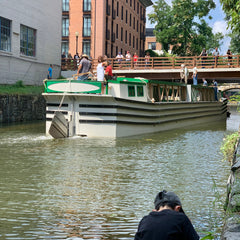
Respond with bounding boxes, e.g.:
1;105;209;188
81;54;89;60
154;190;184;213
227;49;231;54
50;64;53;68
203;48;206;52
98;56;104;63
215;47;218;50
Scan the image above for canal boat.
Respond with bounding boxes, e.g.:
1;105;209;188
42;77;228;138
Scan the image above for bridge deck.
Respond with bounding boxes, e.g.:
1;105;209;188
62;55;240;83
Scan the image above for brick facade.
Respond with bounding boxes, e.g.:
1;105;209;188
64;0;152;59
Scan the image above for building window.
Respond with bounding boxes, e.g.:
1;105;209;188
83;0;91;11
137;20;139;32
130;0;132;7
137;86;144;96
62;18;69;36
133;17;135;29
136;38;138;50
148;42;156;50
62;42;69;55
0;17;11;52
126;10;128;24
117;2;119;16
83;15;91;37
129;33;131;46
116;46;118;56
134;0;136;10
62;0;69;11
121;6;123;20
125;30;127;44
82;39;90;56
20;25;36;57
128;86;135;97
137;2;139;14
130;13;132;26
133;35;135;48
116;24;118;39
121;27;123;41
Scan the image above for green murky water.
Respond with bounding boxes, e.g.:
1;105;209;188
0;107;239;239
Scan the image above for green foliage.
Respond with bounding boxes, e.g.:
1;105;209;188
228;31;240;54
148;0;223;56
201;232;215;239
13;80;25;88
229;93;240;104
220;0;240;34
220;132;239;163
145;49;160;57
0;84;44;95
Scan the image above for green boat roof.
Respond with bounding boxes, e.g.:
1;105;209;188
108;77;149;85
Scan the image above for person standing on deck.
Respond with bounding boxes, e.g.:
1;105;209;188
192;63;198;85
213;80;218;101
134;190;199;240
77;54;91;80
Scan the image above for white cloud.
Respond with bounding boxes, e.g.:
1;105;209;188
212;20;229;35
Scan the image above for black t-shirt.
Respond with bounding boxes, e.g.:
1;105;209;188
134;209;199;240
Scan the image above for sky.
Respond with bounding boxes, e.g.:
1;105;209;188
146;0;231;54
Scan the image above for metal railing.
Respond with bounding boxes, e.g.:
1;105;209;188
61;55;240;71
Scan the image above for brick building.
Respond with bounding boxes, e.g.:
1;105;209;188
62;0;152;59
0;0;62;85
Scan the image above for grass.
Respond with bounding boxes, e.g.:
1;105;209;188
0;81;44;95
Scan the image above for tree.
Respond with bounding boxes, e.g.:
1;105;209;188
220;0;240;53
220;0;240;33
228;32;240;54
148;0;223;56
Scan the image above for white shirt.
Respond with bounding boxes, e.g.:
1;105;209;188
97;63;104;81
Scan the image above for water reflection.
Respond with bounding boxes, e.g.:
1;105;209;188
0;110;239;239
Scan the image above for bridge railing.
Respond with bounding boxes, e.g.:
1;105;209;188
61;55;240;71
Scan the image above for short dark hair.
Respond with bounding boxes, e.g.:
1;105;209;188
155;201;178;211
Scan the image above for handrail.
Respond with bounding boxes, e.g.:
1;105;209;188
61;55;240;71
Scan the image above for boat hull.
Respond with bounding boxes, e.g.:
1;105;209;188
43;93;227;138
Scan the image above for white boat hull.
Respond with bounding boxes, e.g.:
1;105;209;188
43;93;227;138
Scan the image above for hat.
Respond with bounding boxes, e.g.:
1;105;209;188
154;190;184;213
82;54;89;59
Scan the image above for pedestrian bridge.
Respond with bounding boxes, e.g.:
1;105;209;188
218;83;240;92
62;55;240;83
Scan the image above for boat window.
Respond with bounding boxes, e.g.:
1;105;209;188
128;85;135;97
137;86;144;97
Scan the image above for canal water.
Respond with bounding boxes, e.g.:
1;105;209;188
0;107;239;240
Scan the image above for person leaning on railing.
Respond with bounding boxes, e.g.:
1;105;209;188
105;61;113;80
77;54;92;80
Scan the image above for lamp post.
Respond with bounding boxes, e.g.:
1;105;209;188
75;31;79;54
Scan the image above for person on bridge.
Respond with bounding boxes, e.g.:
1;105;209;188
226;49;233;67
213;47;220;67
134;190;199;240
199;48;208;68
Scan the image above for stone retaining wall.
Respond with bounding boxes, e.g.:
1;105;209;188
221;139;240;239
0;94;45;123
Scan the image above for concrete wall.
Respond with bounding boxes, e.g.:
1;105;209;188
0;94;45;123
0;0;62;85
221;139;240;239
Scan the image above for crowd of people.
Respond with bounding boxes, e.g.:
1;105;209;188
59;47;232;99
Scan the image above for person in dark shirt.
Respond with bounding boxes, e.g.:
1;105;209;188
134;190;199;240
